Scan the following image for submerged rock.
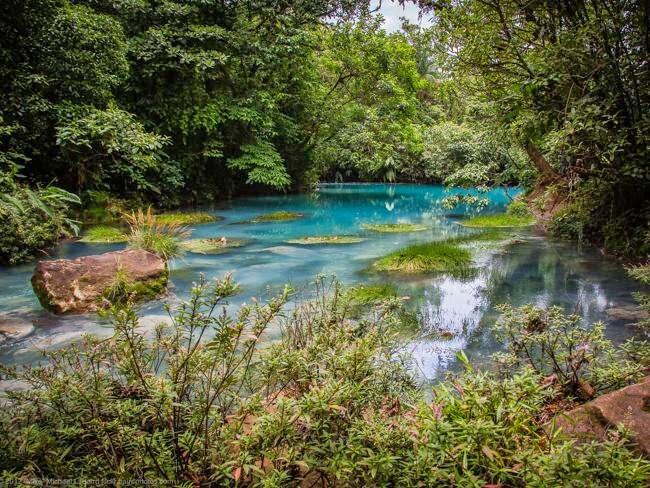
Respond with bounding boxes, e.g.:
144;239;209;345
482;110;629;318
0;316;35;344
554;376;650;455
605;306;649;323
31;250;168;314
182;237;251;254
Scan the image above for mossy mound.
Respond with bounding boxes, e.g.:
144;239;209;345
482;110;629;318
346;283;399;305
156;212;221;225
246;211;304;223
361;223;428;233
456;229;510;243
286;235;365;245
79;225;127;243
182;237;251;254
373;241;473;275
459;213;535;228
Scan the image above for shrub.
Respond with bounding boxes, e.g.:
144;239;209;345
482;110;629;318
493;304;644;399
0;184;80;264
1;277;649;486
507;199;531;218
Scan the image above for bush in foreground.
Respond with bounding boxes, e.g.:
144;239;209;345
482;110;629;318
0;276;648;486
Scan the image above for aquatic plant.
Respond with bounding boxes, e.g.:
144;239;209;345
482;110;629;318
155;211;221;225
182;237;250;254
460;213;535;228
79;225;127;243
373;240;473;274
346;283;399;304
286;235;365;245
1;275;649;486
361;222;428;233
124;207;190;260
246;211;304;223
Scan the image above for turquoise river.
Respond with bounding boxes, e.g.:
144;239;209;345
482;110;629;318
0;184;644;381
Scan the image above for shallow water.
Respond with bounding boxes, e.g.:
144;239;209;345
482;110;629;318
0;184;644;380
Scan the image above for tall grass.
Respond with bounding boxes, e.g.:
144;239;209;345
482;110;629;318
123;207;190;260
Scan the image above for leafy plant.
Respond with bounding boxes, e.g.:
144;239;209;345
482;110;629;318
493;304;644;399
1;275;649;486
0;163;81;264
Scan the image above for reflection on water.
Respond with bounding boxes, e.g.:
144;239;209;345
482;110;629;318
0;184;644;380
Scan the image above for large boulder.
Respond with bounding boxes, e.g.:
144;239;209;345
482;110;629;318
32;250;167;314
554;376;650;455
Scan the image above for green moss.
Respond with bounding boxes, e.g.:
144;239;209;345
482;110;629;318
286;235;365;245
79;225;127;243
101;268;168;305
246;211;304;223
373;241;473;275
182;237;251;254
155;212;221;225
31;276;57;312
460;213;535;228
361;223;428;233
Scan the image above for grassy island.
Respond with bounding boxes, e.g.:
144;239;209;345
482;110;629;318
79;225;127;243
373;240;473;274
460;213;535;228
155;212;221;225
182;237;250;254
286;235;365;245
362;223;428;233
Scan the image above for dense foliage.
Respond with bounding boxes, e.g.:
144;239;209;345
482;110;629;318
427;0;650;255
3;0;647;260
1;275;648;485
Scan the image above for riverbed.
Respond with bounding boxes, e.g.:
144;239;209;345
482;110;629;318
0;184;643;380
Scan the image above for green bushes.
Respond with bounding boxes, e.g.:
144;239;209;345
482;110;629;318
0;167;81;264
1;275;649;486
493;304;645;399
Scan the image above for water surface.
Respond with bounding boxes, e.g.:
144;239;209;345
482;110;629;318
0;184;643;380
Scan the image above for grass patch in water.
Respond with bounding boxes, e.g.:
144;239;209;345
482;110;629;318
346;283;400;305
361;223;428;233
286;235;365;245
79;225;127;243
373;241;473;275
156;212;221;225
460;213;534;228
241;211;304;224
182;237;250;254
456;229;509;243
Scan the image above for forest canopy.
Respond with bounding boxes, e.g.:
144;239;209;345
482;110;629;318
0;0;648;261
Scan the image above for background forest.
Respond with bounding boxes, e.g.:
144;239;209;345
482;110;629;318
1;0;648;260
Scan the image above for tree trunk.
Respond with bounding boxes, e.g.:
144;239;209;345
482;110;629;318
525;140;557;181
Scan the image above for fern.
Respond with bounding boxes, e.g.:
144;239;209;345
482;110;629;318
227;141;291;190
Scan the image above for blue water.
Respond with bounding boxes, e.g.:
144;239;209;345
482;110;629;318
0;184;644;380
